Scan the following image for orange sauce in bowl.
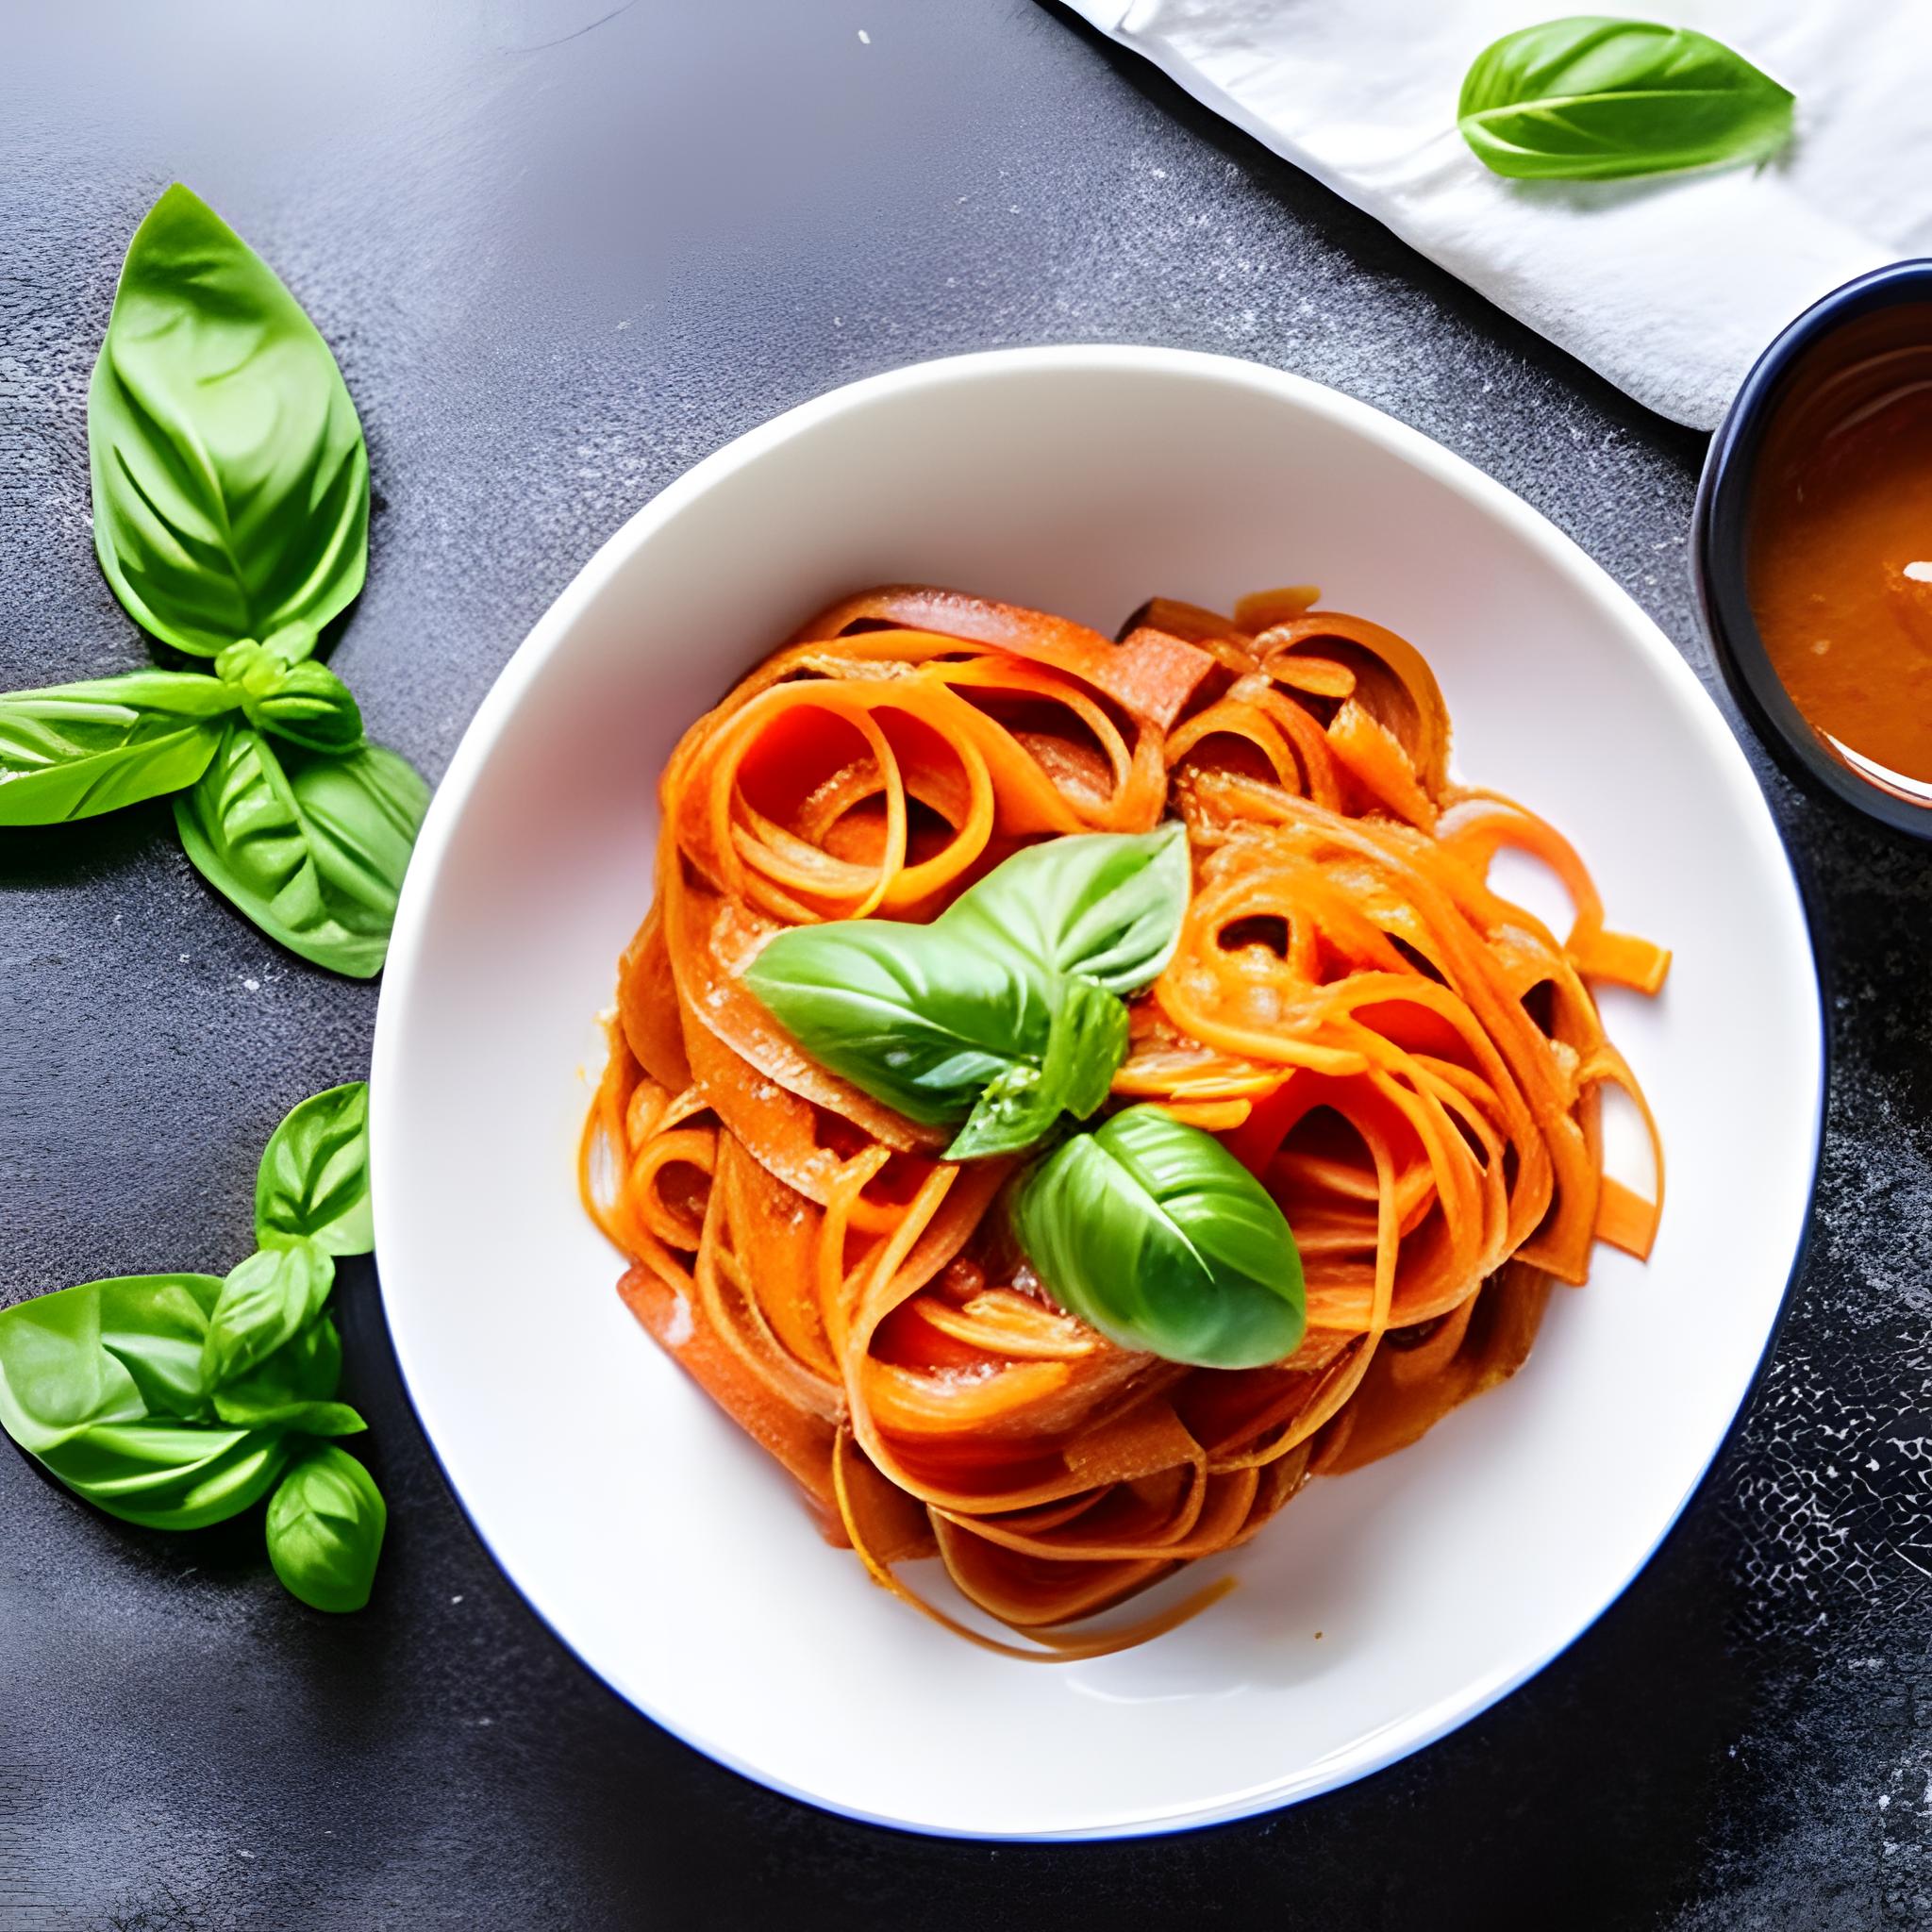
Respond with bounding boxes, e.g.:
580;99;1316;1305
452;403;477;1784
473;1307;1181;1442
1747;307;1932;800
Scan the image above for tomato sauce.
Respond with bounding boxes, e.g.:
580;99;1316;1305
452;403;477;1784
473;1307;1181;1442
1747;307;1932;797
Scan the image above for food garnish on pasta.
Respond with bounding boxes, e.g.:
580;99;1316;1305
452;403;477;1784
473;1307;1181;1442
581;584;1666;1657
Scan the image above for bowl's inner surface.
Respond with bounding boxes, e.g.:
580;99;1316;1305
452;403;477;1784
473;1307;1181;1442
1745;300;1932;804
373;352;1819;1837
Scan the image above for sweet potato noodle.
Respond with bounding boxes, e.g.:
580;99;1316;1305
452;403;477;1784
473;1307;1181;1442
581;584;1668;1658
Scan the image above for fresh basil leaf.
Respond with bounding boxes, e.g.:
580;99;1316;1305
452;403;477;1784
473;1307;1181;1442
200;1240;335;1391
0;673;239;824
256;1082;374;1256
225;1398;365;1437
266;1443;386;1612
1457;17;1794;182
173;724;428;977
213;641;364;756
0;1273;225;1452
1012;1106;1306;1370
94;1276;225;1423
88;184;369;656
939;824;1190;996
39;1419;291;1531
944;974;1127;1159
744;919;1056;1124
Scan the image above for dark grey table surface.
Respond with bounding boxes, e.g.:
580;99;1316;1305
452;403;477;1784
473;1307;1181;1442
4;4;1929;1926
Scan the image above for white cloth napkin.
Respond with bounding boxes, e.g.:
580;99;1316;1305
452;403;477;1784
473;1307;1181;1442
1062;0;1932;427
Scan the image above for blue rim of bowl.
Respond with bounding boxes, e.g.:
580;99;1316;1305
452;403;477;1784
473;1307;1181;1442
1693;258;1932;841
369;346;1829;1840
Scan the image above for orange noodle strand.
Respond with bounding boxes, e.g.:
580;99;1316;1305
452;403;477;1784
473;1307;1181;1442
579;585;1666;1652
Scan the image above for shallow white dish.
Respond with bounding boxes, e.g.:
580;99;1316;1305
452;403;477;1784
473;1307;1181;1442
371;347;1821;1840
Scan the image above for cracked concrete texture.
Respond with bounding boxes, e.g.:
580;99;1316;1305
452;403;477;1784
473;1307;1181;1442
3;1;1928;1925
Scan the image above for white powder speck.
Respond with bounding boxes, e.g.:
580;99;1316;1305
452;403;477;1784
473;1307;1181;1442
665;1293;695;1347
1904;560;1932;582
857;27;870;42
451;1594;463;1605
243;977;259;992
179;954;191;963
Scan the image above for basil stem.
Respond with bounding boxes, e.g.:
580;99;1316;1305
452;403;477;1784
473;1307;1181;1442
214;641;366;756
944;973;1127;1160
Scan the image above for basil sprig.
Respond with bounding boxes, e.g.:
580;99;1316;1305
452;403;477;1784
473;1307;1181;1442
743;822;1309;1370
744;826;1187;1160
0;184;425;977
1012;1106;1307;1370
0;1081;386;1609
1457;17;1794;181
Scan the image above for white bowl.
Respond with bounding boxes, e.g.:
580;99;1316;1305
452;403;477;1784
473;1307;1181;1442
370;347;1821;1840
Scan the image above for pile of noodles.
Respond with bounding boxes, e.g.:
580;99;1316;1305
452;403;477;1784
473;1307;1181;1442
582;584;1666;1657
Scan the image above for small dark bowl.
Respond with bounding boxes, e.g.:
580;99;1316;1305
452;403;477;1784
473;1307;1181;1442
1693;259;1932;841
